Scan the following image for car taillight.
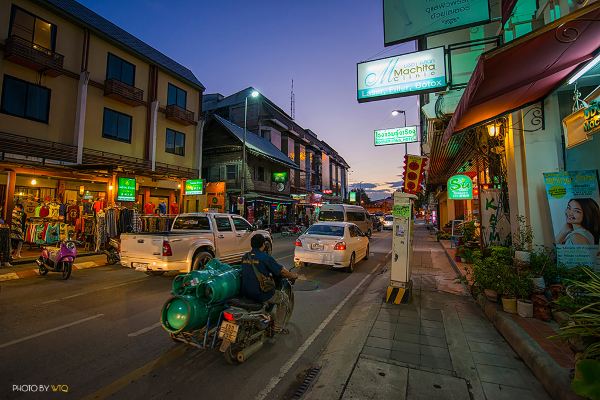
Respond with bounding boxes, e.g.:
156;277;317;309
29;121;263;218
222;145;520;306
162;241;173;256
223;311;235;321
334;241;346;251
295;239;302;247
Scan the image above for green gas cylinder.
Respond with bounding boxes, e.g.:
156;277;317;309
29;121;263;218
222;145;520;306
203;269;241;304
172;270;213;296
161;295;209;333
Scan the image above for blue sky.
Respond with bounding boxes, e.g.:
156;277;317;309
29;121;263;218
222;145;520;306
79;0;420;199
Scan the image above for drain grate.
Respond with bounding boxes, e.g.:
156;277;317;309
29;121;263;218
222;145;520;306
290;366;321;399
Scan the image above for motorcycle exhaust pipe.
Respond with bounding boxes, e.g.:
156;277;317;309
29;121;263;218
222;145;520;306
236;337;264;363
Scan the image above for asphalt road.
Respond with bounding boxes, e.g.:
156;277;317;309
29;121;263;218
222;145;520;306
0;231;392;400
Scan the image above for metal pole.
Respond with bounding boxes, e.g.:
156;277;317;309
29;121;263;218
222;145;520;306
403;111;408;156
242;96;248;197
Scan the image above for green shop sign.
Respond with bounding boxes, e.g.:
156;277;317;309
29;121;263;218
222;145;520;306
583;100;600;135
447;175;473;200
349;191;357;203
117;177;136;202
185;179;204;195
374;126;418;146
272;172;288;183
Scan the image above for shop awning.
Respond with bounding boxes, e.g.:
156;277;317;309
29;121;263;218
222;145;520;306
244;193;296;204
443;3;600;142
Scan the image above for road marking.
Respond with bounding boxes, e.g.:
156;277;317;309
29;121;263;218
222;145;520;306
128;322;162;337
40;278;147;305
42;299;60;304
63;292;87;299
255;270;374;400
102;279;146;290
75;261;97;269
0;314;104;349
0;272;20;281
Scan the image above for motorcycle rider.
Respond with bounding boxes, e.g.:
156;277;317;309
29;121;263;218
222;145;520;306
240;235;298;333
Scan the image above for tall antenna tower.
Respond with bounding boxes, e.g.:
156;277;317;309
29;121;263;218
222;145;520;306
290;79;295;120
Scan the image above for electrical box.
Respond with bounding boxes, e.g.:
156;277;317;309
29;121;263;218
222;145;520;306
391;192;416;287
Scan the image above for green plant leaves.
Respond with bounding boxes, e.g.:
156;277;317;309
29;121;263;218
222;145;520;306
572;359;600;400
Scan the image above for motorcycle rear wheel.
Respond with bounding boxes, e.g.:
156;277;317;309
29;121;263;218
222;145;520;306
39;266;49;276
224;346;240;365
107;253;119;265
61;262;72;280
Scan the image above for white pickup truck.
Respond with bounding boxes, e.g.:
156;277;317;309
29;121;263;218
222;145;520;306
120;212;272;275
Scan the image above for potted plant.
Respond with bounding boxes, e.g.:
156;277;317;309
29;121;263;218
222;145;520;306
528;248;554;293
513;215;534;265
516;273;533;318
500;265;518;314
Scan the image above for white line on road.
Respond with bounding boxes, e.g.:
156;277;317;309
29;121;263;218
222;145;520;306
42;299;60;304
0;314;104;349
128;322;162;337
255;271;374;400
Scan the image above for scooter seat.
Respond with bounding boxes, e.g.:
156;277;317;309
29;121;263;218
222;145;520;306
227;297;264;311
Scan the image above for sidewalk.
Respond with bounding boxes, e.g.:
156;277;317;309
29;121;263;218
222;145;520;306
306;224;551;400
0;253;106;281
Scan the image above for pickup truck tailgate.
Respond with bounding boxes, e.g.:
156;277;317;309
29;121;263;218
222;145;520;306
120;235;164;260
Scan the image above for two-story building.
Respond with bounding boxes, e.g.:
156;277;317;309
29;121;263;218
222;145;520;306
0;0;204;223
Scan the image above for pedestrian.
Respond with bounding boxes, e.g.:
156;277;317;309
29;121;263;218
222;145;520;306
10;204;26;259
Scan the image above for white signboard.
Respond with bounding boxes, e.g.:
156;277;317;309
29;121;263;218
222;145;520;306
357;47;447;103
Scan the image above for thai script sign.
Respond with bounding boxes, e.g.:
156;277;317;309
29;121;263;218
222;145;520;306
357;47;447;102
185;179;204;195
383;0;491;46
374;126;418;146
447;175;473;200
117;177;136;202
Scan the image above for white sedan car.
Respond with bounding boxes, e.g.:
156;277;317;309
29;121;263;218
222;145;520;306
293;222;369;272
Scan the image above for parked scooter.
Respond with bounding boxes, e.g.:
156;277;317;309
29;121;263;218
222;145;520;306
218;277;295;364
36;239;79;280
104;238;120;265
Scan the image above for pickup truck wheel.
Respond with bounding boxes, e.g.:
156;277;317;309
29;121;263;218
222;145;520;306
192;251;213;271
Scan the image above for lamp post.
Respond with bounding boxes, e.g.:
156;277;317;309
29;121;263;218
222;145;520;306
391;109;408;155
241;90;260;201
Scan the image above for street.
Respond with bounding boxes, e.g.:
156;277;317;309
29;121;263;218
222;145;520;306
0;232;392;399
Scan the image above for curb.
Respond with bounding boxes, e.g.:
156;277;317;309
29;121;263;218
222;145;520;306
440;242;580;400
0;258;107;282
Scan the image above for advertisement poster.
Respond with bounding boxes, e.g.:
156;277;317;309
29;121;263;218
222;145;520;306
543;170;600;269
480;189;511;247
205;182;226;213
357;47;447;102
383;0;491;46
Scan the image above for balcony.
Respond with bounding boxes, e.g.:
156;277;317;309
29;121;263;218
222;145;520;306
165;104;195;126
104;79;144;106
4;35;64;77
0;131;76;163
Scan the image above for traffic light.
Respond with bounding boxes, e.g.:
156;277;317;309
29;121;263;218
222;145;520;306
402;155;427;194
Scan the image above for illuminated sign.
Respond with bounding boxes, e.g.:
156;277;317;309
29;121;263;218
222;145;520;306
447;175;473;200
185;179;204;195
562;98;600;148
375;126;418;146
383;0;491;46
349;191;357;202
117;177;136;202
323;189;333;194
357;48;447;103
272;172;289;183
584;100;600;135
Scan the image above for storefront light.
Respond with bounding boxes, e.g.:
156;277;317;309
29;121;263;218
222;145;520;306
568;53;600;85
31;179;37;185
109;185;114;191
487;124;498;137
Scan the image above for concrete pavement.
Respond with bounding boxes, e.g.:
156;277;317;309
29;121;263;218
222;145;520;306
306;224;551;400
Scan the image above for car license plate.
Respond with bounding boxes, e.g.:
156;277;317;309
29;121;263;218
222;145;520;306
311;243;324;250
132;262;149;271
218;321;239;343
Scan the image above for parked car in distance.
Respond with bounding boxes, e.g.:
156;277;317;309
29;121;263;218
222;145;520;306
370;214;382;232
120;213;272;275
294;222;369;273
317;204;373;237
382;214;394;230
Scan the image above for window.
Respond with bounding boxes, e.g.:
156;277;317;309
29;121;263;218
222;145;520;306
347;211;365;222
172;216;210;230
257;166;265;181
106;53;135;86
260;129;271;141
1;75;50;123
102;108;132;143
166;128;185;156
209;166;221;182
9;6;56;51
306;224;344;237
214;216;232;232
226;165;237;181
167;83;187;109
318;211;344;222
232;217;252;232
349;225;359;238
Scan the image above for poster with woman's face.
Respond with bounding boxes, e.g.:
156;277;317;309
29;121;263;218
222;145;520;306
543;170;600;270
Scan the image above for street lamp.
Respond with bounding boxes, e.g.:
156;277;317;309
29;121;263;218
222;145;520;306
241;90;260;200
392;109;408;154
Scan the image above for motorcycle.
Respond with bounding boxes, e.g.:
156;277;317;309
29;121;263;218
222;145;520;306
36;240;79;280
104;237;120;265
218;277;295;364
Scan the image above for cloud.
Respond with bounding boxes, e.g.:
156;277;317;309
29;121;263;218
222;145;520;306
386;180;404;189
349;182;378;189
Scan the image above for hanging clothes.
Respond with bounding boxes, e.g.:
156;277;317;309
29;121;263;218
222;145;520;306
132;210;142;233
34;204;42;217
158;202;167;215
169;202;179;215
10;209;25;242
67;204;80;225
39;204;50;218
48;203;60;219
105;208;119;238
45;222;60;244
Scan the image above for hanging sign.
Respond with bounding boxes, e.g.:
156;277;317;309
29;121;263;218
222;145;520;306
349;191;357;203
383;0;491;46
272;172;288;183
357;47;447;103
402;155;427;194
563;99;600;148
544;170;600;269
374;126;419;146
480;189;511;246
447;175;473;200
117;177;136;202
185;179;204;195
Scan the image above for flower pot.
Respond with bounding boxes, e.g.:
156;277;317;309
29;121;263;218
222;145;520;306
531;276;546;293
460;257;466;263
502;296;517;314
514;250;531;266
517;299;533;318
532;294;551;321
484;289;498;303
549;284;564;300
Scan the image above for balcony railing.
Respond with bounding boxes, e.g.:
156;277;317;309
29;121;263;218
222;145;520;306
4;35;64;77
165;104;195;126
104;79;144;106
0;131;76;163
